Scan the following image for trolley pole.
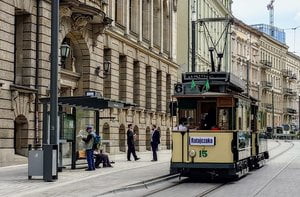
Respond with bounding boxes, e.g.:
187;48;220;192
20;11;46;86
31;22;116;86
191;12;196;72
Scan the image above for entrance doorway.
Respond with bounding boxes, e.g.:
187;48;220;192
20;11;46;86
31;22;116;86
146;126;151;151
134;126;139;151
14;115;29;156
119;124;126;152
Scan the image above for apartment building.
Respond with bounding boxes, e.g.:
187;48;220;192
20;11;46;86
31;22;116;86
232;19;300;130
0;0;178;163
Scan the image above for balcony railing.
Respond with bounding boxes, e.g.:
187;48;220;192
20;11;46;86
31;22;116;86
282;69;293;78
261;81;272;89
283;88;293;95
261;103;273;110
260;60;272;69
284;108;297;114
289;74;297;81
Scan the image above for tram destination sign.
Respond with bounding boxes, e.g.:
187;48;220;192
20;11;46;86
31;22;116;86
182;72;245;90
189;137;216;146
183;72;229;82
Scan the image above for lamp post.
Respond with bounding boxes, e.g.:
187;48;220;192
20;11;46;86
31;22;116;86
43;0;59;182
272;88;275;134
50;0;59;146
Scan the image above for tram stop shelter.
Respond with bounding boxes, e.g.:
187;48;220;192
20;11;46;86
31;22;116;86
40;94;135;169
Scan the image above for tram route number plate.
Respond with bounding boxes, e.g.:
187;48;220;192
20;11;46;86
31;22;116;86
189;137;216;146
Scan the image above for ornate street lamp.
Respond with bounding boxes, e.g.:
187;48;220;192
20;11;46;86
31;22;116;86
60;41;70;68
103;60;111;75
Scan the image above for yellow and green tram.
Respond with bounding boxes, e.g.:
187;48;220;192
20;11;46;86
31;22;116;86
170;72;269;179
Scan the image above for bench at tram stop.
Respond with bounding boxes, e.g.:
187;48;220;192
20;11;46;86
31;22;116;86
76;140;111;160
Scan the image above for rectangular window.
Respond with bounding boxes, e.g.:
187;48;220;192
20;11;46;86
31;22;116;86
142;0;151;41
115;0;124;26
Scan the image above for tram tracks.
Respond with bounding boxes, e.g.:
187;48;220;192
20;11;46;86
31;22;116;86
192;141;295;197
97;141;294;197
253;142;296;196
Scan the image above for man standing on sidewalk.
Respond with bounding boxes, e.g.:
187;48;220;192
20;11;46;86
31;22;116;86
127;124;140;161
82;126;96;171
151;125;160;161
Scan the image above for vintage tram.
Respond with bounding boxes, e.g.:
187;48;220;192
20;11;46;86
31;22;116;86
170;72;269;179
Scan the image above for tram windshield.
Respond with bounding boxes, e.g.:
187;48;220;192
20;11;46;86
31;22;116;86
177;97;236;130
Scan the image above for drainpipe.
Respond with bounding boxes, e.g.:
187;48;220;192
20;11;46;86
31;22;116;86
34;0;40;145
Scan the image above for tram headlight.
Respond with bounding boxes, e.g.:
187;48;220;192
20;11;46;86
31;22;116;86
189;149;196;158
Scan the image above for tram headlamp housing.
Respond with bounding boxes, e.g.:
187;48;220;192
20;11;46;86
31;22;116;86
189;150;196;158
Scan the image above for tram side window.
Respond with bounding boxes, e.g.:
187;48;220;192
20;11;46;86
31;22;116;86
217;108;230;130
178;109;196;128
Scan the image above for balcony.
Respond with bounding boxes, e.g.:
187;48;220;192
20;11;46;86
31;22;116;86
261;103;273;111
260;60;272;69
60;0;108;24
284;108;297;115
283;88;293;95
261;81;272;89
289;74;297;81
282;69;292;78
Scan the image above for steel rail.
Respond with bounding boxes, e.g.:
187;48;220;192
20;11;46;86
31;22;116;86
254;146;297;196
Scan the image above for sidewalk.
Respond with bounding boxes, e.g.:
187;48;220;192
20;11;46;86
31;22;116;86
0;150;171;197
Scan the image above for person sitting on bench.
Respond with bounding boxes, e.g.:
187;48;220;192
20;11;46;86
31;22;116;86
94;149;113;168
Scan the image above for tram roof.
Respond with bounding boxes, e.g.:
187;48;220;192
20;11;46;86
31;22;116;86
173;91;253;101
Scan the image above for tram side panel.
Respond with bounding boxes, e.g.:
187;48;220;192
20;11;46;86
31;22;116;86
171;130;252;178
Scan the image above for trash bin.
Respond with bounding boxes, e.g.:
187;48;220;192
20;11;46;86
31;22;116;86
27;144;58;181
28;146;43;180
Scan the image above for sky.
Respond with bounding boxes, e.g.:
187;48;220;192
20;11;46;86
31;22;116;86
232;0;300;54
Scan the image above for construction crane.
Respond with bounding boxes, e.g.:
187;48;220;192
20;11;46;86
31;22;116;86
267;0;275;36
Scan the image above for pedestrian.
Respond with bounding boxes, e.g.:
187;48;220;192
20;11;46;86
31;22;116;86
94;149;113;168
82;125;96;171
127;124;140;161
151;125;160;162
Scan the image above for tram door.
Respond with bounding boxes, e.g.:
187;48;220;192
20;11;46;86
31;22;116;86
199;101;217;130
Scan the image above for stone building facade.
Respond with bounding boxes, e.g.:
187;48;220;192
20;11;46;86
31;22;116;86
0;0;179;163
232;19;300;130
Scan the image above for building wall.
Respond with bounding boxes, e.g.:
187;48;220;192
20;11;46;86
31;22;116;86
232;19;300;130
0;0;179;162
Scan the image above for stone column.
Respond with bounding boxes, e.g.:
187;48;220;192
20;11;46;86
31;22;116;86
125;0;130;34
119;56;134;103
160;0;164;53
104;48;119;100
133;61;146;108
139;0;143;41
146;66;157;111
156;70;162;111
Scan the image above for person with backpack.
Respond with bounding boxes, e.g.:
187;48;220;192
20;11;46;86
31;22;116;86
82;125;96;171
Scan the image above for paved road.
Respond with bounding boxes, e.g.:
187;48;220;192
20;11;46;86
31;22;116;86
1;140;298;197
101;140;300;197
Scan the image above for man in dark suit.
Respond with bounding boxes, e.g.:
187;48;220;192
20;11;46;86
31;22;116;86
127;124;140;161
151;125;160;161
